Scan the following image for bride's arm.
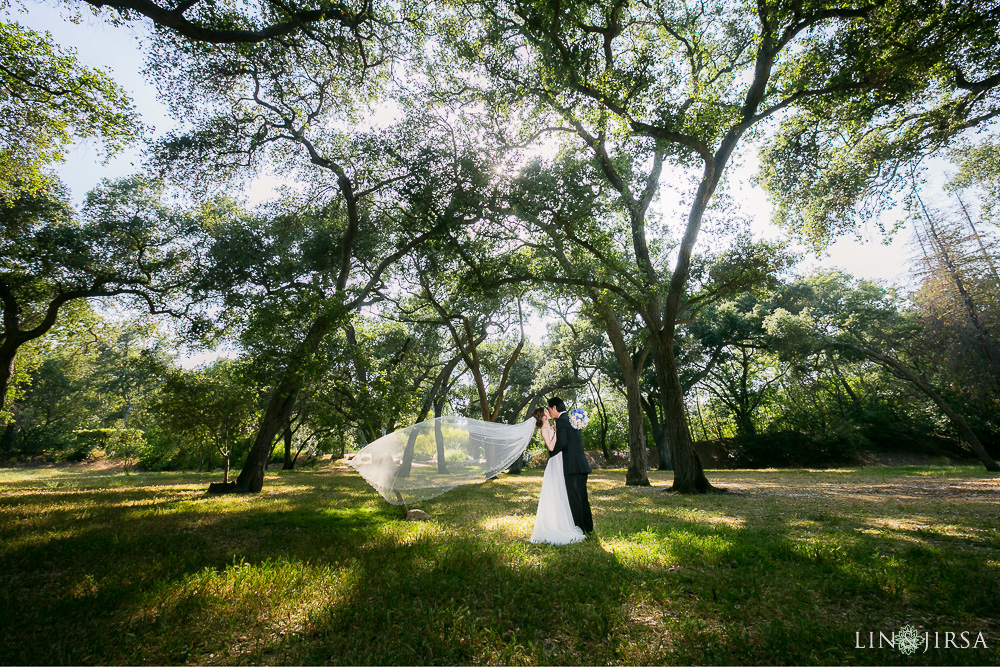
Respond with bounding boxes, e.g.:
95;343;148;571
540;425;555;451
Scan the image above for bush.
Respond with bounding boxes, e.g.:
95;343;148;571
72;429;115;462
728;426;861;468
4;425;78;460
812;422;867;463
728;430;803;468
525;450;549;469
66;441;96;463
135;427;179;470
445;449;471;464
104;428;148;473
855;406;937;451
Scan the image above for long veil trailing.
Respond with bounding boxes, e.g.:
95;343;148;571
349;417;536;505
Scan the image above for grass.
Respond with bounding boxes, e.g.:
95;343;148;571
1;462;999;665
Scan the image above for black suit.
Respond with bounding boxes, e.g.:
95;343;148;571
551;411;593;534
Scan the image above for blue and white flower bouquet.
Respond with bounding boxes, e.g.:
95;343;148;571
568;408;589;430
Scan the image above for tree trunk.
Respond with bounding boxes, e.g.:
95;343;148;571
289;437;309;466
434;399;448;473
694;395;709;441
0;352;14;415
0;419;16;451
733;347;756;437
282;421;294;470
596;300;649;485
650;338;716;493
598;407;609;461
920;199;1000;375
823;343;1000;472
223;454;230;483
507;451;526;473
235;375;302;492
656;429;672;470
642;395;672;471
956;192;1000;282
434;420;450;474
591;380;610;460
232;309;340;493
398;367;458;479
621;360;649;485
828;352;861;413
650;421;672;471
398;426;421;478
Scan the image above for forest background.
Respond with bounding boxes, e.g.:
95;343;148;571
3;0;1000;493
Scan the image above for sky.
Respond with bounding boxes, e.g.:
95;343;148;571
15;2;929;292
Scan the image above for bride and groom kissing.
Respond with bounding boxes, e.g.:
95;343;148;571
529;397;594;545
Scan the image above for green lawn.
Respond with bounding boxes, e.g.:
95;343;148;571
1;462;998;665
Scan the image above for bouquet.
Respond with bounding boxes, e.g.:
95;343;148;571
568;408;589;430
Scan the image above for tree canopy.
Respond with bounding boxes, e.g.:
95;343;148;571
1;176;192;414
4;0;999;490
0;20;139;192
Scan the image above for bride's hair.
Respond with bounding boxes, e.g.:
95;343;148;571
532;407;546;428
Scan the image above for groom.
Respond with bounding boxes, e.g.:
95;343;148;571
547;396;593;535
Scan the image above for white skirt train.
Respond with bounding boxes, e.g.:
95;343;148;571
529;452;586;545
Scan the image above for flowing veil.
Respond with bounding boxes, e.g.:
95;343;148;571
349;417;536;505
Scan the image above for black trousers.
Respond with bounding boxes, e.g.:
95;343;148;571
564;473;593;534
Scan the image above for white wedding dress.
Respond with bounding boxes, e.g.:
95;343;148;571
529;435;586;545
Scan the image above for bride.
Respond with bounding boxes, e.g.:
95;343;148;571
529;407;586;545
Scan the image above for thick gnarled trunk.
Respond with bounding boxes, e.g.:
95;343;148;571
649;337;715;493
233;311;339;493
235;376;302;492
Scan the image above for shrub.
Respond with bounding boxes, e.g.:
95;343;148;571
812;422;866;464
729;426;861;468
72;429;115;462
526;451;549;469
66;441;96;463
445;449;471;464
104;428;148;474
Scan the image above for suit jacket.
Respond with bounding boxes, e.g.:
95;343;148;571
551;411;592;475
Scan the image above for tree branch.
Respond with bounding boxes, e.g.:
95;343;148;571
79;0;370;45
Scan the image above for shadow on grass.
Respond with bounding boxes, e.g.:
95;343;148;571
0;466;998;665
